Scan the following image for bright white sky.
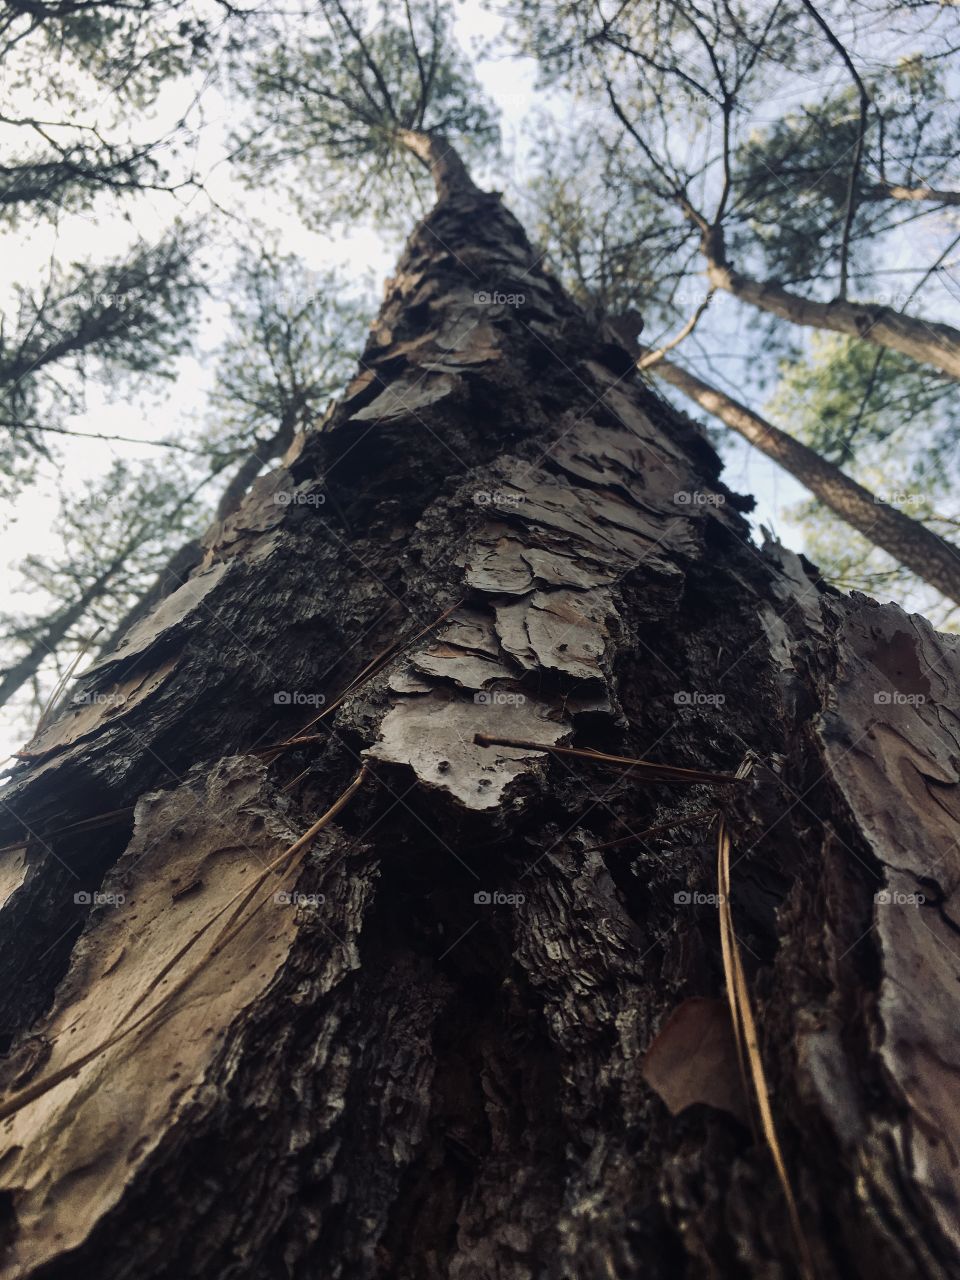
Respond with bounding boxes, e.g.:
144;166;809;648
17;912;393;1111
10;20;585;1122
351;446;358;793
3;0;937;757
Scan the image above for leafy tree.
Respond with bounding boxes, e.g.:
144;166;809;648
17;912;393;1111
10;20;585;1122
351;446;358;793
233;0;499;227
507;2;960;610
505;0;960;371
0;249;373;719
0;457;212;722
520;127;960;611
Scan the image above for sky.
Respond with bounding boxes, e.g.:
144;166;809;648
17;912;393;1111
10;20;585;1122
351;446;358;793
0;0;951;759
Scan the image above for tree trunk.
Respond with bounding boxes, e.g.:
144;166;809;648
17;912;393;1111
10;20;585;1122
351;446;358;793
1;161;959;1280
705;257;960;379
647;349;960;606
0;558;127;711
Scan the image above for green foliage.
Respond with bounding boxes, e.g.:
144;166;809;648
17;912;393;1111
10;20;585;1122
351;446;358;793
769;333;960;477
0;1;221;107
735;59;960;285
769;332;959;622
233;0;499;228
210;248;373;444
522;127;686;326
0;229;204;453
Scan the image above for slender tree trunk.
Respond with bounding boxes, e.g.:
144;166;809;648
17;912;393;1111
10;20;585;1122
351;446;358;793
1;157;959;1280
705;257;960;379
0;558;126;711
647;350;960;605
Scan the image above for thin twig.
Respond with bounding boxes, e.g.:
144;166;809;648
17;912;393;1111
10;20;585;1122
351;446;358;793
637;289;716;370
801;0;869;299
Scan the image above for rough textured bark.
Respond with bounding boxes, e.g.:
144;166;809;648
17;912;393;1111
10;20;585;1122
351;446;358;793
1;163;959;1280
648;350;960;605
98;414;301;659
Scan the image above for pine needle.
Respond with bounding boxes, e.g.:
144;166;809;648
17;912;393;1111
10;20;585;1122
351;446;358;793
474;734;742;785
717;758;815;1280
31;627;103;739
258;597;465;757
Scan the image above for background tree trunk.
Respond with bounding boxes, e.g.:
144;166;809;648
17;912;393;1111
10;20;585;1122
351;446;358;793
0;172;958;1280
647;349;960;604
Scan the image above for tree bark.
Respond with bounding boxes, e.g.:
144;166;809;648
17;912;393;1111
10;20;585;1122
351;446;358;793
97;413;301;660
0;158;959;1280
705;257;960;379
647;350;960;605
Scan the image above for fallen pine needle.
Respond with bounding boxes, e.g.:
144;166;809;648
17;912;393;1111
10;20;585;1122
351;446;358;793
0;766;368;1124
257;597;465;757
474;734;741;785
0;808;133;857
717;757;815;1280
36;630;103;732
586;808;719;853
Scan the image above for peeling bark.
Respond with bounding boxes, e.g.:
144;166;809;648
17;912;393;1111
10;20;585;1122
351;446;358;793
0;162;958;1280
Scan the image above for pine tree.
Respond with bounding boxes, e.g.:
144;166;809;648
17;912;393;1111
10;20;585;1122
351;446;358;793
0;8;958;1279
